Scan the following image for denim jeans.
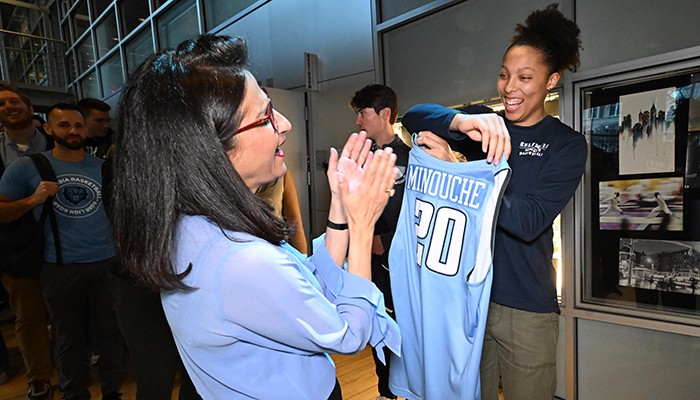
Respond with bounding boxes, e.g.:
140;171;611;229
112;273;200;400
0;329;8;373
41;258;124;399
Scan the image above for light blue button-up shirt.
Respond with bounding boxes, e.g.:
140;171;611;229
163;215;400;400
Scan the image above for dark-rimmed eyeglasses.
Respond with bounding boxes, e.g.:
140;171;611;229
234;88;278;135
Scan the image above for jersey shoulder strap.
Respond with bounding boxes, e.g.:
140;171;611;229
28;153;62;264
28;153;57;182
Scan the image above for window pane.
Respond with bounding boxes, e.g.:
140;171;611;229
91;0;112;19
67;49;77;83
100;52;124;96
152;0;167;11
60;0;73;19
61;20;71;42
379;0;433;22
95;10;118;59
157;0;198;50
77;36;95;73
81;69;100;98
49;2;63;38
120;0;150;36
202;0;255;31
73;1;90;39
6;7;44;35
124;29;153;76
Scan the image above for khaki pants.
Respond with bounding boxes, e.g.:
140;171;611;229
0;274;54;383
480;302;559;400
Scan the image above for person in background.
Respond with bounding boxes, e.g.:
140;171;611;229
601;191;623;215
0;280;9;385
0;315;8;384
110;34;400;400
32;115;47;135
78;98;112;159
109;263;201;400
646;192;672;218
101;111;200;399
257;169;308;253
76;99;114;369
0;83;55;400
349;84;409;400
0;103;124;400
400;4;586;399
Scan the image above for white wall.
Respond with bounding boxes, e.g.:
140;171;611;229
217;0;375;236
577;0;700;71
383;0;565;113
307;71;376;235
218;0;374;89
578;320;700;399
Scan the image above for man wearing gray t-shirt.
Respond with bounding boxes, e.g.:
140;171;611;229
0;83;54;400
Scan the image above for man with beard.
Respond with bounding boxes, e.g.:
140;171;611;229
0;83;55;400
0;103;124;400
0;84;52;170
78;98;112;159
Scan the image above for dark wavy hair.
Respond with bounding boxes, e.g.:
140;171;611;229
111;35;291;292
350;84;399;124
509;3;582;74
77;97;111;115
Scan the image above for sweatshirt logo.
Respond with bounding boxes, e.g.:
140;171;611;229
519;141;549;157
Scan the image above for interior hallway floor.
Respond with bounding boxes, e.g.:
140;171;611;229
1;309;505;400
0;309;383;400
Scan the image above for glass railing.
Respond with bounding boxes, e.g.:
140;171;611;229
0;29;68;90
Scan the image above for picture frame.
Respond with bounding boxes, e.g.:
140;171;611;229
581;68;700;319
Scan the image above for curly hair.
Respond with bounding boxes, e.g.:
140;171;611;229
510;3;582;74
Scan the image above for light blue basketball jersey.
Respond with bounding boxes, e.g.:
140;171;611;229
388;140;510;400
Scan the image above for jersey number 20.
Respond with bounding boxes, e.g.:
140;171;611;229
414;198;467;276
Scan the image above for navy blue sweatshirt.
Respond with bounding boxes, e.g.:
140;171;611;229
401;103;587;313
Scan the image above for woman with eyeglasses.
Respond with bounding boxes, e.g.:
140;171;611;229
110;34;400;400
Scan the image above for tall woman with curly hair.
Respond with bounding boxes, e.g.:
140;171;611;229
400;4;587;399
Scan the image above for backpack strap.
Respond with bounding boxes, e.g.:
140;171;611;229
28;153;63;265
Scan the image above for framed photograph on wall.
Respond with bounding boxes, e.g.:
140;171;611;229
598;177;683;231
618;239;700;297
579;67;700;320
618;88;676;175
